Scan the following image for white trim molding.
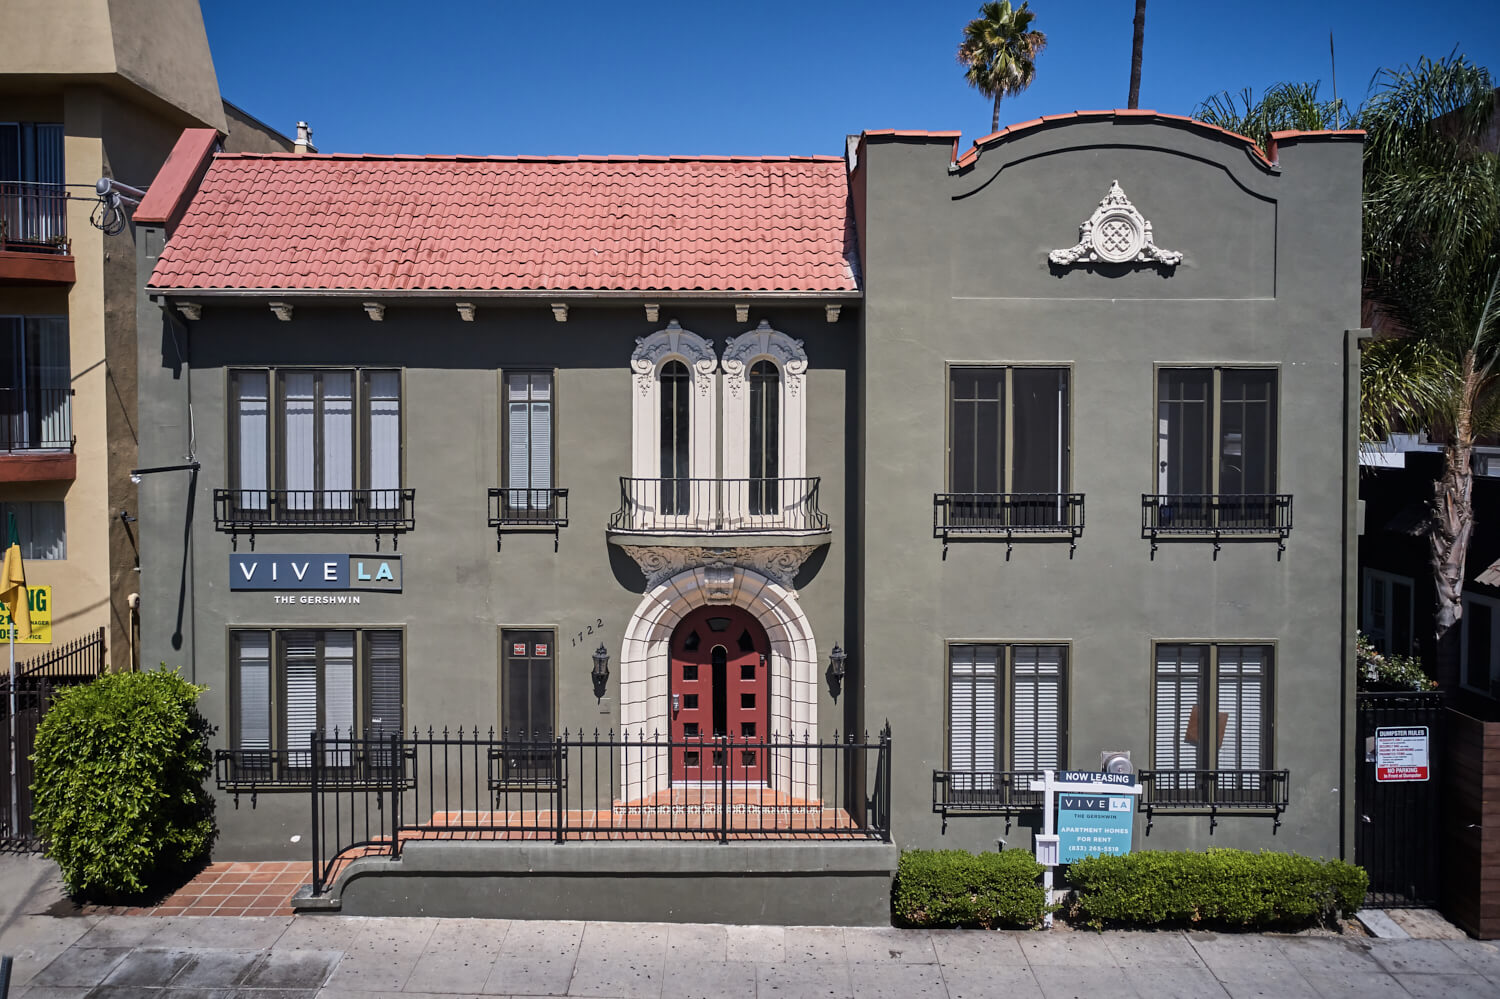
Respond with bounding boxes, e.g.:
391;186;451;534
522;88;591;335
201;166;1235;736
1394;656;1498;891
722;321;808;488
630;320;718;490
1049;180;1183;268
618;565;819;798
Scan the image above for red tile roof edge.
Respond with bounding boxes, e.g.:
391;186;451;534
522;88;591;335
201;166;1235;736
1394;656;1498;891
947;110;1277;171
207;152;846;163
1267;129;1367;141
134;128;221;226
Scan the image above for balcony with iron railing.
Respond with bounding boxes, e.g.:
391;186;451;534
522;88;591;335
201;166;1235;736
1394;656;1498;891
933;492;1085;557
0;182;74;284
213;488;416;550
608;477;830;539
1141;493;1293;557
0;386;75;480
931;769;1046;831
488;487;569;550
1137;768;1290;830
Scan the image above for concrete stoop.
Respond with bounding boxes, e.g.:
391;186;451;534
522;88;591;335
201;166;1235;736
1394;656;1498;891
292;840;899;925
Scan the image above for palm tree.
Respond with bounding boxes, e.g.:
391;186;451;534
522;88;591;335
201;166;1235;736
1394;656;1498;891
957;1;1047;134
1359;55;1500;686
1128;0;1146;109
1193;81;1345;156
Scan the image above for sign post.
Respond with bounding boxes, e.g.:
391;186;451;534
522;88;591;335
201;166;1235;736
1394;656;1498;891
1030;769;1143;927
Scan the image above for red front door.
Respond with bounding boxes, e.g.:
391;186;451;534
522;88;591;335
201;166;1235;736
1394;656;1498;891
669;605;769;783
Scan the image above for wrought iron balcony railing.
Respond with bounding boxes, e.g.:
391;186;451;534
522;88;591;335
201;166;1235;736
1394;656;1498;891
609;477;828;536
213;488;415;549
0;182;69;252
216;745;414;803
933;492;1084;557
932;769;1047;831
1141;493;1292;557
1137;768;1290;830
1;387;72;451
487;487;568;551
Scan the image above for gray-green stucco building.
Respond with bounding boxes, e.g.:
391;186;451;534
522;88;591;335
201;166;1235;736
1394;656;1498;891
132;112;1364;921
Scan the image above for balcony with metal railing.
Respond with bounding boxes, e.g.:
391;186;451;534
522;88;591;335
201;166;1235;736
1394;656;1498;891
488;487;569;551
0;182;74;283
0;386;75;480
933;492;1085;557
608;477;830;539
213;488;416;550
1141;493;1293;557
1137;768;1290;830
931;769;1046;831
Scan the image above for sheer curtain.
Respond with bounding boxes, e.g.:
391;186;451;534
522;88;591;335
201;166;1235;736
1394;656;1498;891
507;372;551;509
283;373;316;510
367;371;401;510
322;373;353;510
235;372;269;510
234;632;272;753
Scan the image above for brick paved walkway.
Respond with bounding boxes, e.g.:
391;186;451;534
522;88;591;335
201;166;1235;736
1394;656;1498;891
86;861;306;917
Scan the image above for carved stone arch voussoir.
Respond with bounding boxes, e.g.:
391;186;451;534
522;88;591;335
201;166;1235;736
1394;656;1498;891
631;320;717;396
722;320;808;399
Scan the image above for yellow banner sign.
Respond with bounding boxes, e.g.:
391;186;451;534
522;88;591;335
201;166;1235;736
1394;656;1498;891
1;585;52;644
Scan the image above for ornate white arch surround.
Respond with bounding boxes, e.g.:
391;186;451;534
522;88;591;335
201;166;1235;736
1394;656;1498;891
630;321;717;481
618;565;819;798
721;321;809;483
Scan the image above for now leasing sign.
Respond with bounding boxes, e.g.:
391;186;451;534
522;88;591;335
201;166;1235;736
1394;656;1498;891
230;554;402;592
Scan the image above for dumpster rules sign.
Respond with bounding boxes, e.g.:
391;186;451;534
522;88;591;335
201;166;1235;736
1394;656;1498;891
1375;726;1430;782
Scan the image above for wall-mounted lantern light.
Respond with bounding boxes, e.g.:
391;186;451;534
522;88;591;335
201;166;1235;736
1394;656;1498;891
591;643;610;700
827;643;847;699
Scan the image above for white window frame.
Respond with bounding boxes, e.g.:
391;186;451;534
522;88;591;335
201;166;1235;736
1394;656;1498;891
1461;592;1500;695
629;321;718;528
721;322;808;529
1362;568;1415;656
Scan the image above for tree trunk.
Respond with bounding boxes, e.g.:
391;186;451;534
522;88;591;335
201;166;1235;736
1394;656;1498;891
992;93;1001;134
1128;0;1146;109
1431;352;1479;688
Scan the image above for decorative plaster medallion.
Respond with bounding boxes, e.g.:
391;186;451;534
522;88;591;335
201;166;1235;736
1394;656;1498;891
722;321;808;399
617;544;822;590
1049;180;1183;268
631;321;717;396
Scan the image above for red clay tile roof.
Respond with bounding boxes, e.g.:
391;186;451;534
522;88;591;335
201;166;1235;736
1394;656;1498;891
148;154;860;294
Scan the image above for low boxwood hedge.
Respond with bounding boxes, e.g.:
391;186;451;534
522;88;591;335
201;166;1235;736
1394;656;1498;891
893;849;1047;928
1066;849;1368;930
30;668;216;900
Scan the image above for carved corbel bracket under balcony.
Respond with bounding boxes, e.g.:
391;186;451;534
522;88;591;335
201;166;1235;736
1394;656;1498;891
617;544;823;591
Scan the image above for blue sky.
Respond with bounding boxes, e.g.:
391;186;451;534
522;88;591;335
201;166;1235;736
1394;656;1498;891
203;0;1500;156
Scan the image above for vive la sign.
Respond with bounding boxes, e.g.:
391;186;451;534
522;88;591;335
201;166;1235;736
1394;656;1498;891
230;554;402;592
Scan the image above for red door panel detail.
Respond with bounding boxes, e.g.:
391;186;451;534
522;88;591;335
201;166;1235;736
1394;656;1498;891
669;605;769;783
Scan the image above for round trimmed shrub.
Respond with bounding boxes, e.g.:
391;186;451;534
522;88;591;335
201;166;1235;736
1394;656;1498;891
30;668;216;899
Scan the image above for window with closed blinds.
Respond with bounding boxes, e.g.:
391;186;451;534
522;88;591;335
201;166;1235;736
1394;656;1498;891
505;372;553;510
230;628;405;780
228;368;400;514
948;643;1067;776
0;501;65;559
1011;646;1066;771
1153;643;1274;798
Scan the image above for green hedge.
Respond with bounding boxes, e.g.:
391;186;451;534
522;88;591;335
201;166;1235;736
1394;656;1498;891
30;668;216;899
893;849;1047;928
1067;849;1368;930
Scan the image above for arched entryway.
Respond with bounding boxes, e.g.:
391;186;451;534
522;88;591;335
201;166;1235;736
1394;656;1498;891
618;565;818;797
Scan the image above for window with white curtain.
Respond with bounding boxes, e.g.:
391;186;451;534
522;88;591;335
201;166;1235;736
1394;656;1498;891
1;316;71;451
230;628;404;779
0;501;65;559
948;643;1068;777
1153;643;1273;796
228;368;401;517
503;371;553;511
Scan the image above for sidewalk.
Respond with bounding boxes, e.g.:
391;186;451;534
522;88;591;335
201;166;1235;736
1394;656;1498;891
5;911;1500;999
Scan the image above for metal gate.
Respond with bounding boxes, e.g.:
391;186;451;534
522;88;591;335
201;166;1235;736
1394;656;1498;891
1355;691;1445;907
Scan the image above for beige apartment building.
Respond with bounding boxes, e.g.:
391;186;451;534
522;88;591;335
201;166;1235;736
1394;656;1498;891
0;0;290;669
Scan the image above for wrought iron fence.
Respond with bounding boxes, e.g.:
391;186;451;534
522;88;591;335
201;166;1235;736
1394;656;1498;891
1141;493;1293;555
609;478;828;534
2;670;101;845
213;488;415;548
0;181;68;251
17;627;105;677
1137;768;1290;830
1356;690;1444;907
223;726;891;895
0;387;73;452
487;487;568;550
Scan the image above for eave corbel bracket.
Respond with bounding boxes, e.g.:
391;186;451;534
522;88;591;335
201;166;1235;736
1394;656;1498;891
269;301;294;322
456;302;477;322
551;303;569;322
363;302;385;321
177;301;203;321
